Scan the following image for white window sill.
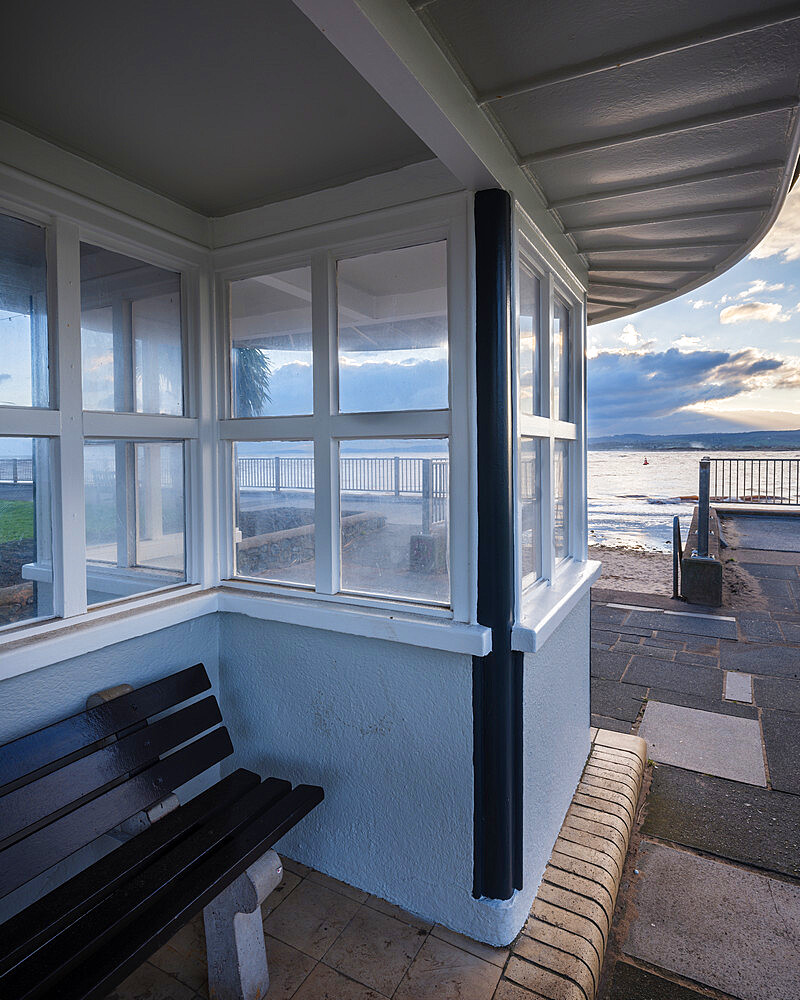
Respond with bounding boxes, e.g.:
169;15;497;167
0;585;491;682
512;559;601;653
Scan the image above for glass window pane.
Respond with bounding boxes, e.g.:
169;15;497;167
339;439;449;604
552;298;570;422
80;244;183;414
518;253;540;416
230;267;313;417
554;440;570;561
233;441;315;586
84;440;185;605
520;436;541;583
338;243;448;413
0;214;49;408
0;438;53;626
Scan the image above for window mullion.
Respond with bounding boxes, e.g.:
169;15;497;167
541;273;556;582
51;219;87;618
312;254;337;595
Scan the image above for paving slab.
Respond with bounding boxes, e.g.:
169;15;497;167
645;687;758;719
752;676;800;713
641;764;800;879
623;843;800;1000
653;630;719;652
724;670;752;702
737;616;784;642
606;961;707;1000
623;657;722;699
590;714;631;735
590;650;631;681
626;610;737;640
638;701;766;785
719;641;800;678
616;641;676;659
761;709;800;795
724;514;800;552
780;621;800;644
590;678;647;723
739;562;800;580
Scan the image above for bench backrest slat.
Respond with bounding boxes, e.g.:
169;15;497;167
0;726;233;897
0;696;223;846
0;664;210;791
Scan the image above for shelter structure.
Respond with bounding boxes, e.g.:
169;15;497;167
0;0;798;946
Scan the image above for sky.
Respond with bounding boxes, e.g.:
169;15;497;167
587;186;800;438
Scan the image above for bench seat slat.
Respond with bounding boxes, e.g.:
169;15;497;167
0;768;260;976
0;727;233;897
0;696;222;844
16;783;324;1000
0;664;210;791
1;778;312;997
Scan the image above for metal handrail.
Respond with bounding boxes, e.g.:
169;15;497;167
709;456;800;505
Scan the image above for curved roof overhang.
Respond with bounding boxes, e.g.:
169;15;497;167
298;0;800;324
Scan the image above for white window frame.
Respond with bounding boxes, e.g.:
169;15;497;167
0;198;204;637
214;195;474;623
512;212;598;652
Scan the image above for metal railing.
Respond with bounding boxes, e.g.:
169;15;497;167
237;455;449;526
709;457;800;506
0;458;32;483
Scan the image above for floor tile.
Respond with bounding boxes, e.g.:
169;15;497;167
105;962;195;1000
761;709;800;794
641;763;800;879
393;935;502;1000
623;656;721;698
720;641;800;678
724;670;752;702
753;675;800;713
323;904;426;995
638;701;766;785
623;843;800;1000
292;963;386;999
149;915;207;996
263;869;302;920
306;869;369;903
364;894;433;932
590;678;647;722
589;649;631;680
431;924;509;967
264;879;361;960
606;960;708;999
264;935;318;999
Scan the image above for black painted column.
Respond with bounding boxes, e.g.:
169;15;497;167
472;189;523;900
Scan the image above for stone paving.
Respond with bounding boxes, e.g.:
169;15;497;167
594;519;800;1000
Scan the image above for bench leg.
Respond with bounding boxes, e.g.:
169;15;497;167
203;849;283;1000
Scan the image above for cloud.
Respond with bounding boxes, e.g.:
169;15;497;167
719;301;790;324
614;323;655;353
691;299;712;309
673;335;701;351
735;279;784;300
587;346;796;435
751;187;800;262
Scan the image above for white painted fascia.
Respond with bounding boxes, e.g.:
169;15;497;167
292;0;587;287
512;559;601;653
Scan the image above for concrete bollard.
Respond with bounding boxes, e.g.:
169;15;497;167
204;849;283;1000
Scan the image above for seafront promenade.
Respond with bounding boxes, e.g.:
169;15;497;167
591;513;800;999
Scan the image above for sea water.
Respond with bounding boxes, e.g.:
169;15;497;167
588;450;800;553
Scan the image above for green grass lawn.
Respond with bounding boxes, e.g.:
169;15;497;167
0;500;34;542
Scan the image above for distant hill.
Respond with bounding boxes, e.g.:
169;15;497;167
589;429;800;451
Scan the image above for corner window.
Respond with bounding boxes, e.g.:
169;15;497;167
224;236;452;609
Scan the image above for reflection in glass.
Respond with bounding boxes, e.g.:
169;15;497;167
338;243;448;413
554;440;570;560
233;441;315;586
84;440;185;605
518;253;541;416
0;438;53;626
80;244;182;414
519;436;540;582
339;439;449;604
552;298;570;422
230;267;313;417
0;215;49;408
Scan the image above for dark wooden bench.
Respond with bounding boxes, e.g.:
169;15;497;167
0;663;323;1000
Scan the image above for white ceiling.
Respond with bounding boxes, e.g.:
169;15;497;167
410;0;800;322
0;0;432;215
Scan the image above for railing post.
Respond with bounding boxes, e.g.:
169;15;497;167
698;456;710;558
394;456;400;497
673;515;682;599
13;458;18;484
421;459;431;534
274;455;281;493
